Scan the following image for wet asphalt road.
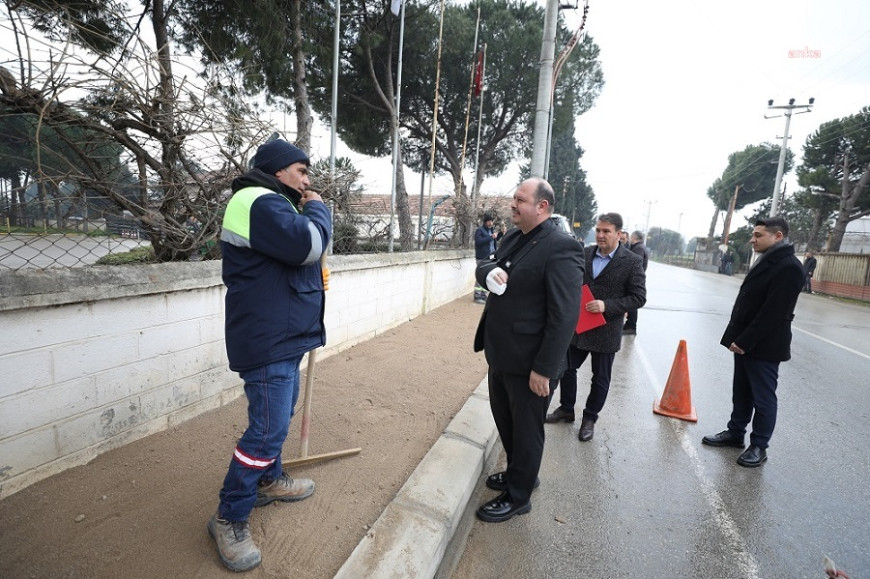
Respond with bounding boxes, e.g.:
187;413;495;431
445;261;870;579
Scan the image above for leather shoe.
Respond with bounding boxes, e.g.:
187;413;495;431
545;407;575;423
476;492;531;523
701;430;744;448
485;471;540;493
622;325;636;335
736;445;767;467
578;418;595;441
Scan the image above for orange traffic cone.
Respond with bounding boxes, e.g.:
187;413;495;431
653;340;698;422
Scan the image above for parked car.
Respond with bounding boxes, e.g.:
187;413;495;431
550;213;574;238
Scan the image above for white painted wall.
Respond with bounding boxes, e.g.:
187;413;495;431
0;250;476;498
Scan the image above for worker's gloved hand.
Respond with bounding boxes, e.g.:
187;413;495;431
322;267;330;291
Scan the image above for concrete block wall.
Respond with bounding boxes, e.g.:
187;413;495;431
0;250;475;499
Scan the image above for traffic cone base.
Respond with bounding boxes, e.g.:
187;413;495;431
653;339;698;423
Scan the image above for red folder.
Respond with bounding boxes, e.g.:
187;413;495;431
576;285;606;334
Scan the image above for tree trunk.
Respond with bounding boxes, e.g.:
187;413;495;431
151;0;180;261
37;181;48;229
291;0;313;151
393;143;414;251
721;185;740;245
807;207;824;251
10;173;23;226
707;206;719;242
827;153;870;252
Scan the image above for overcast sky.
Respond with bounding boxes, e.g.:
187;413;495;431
304;0;870;241
553;0;870;239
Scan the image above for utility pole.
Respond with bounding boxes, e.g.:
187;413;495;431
529;0;559;177
644;200;656;235
765;97;814;217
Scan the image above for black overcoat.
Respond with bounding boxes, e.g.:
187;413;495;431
720;243;805;361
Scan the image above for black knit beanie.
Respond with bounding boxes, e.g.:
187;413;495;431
253;140;310;175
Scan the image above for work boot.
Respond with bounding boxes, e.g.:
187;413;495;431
255;472;315;507
208;513;261;572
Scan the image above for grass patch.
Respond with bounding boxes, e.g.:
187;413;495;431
95;246;156;265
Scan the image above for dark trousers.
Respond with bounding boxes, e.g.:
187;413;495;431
488;368;554;504
804;275;813;293
555;345;615;423
219;357;302;521
625;309;638;328
726;354;780;449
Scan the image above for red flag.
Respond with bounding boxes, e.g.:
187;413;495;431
472;50;484;97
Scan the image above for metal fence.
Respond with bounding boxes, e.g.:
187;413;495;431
0;213;463;270
814;252;870;301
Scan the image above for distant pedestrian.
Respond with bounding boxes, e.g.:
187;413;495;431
546;213;646;442
473;178;584;523
618;230;629;247
623;230;648;335
803;251;817;293
720;249;734;276
474;214;499;303
702;217;804;467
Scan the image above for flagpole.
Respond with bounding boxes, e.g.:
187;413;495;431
423;0;446;250
330;0;340;178
471;43;486;212
388;0;406;253
458;7;481;197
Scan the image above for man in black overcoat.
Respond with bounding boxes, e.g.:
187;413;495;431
473;178;585;523
702;217;805;467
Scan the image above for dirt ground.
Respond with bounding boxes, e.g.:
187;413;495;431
0;296;489;579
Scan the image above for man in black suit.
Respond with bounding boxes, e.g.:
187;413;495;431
546;213;646;442
473;178;585;523
623;230;649;335
702;217;805;467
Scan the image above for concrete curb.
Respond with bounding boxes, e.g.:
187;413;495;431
335;377;497;578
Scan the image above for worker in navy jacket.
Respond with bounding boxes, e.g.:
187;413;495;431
209;139;331;572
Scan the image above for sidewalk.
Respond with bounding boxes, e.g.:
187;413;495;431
335;377;498;578
0;296;496;578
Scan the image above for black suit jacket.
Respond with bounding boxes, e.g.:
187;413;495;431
720;242;805;361
573;244;646;354
474;219;585;379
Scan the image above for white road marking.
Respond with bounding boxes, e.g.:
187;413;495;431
793;325;870;361
636;342;761;579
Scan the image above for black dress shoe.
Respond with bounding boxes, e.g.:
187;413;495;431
545;407;575;423
622;325;636;335
701;430;744;448
485;471;540;492
578;418;595;441
476;492;531;523
736;445;767;467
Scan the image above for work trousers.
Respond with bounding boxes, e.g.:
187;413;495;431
555;345;615;423
726;354;780;449
487;368;554;504
219;356;303;522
